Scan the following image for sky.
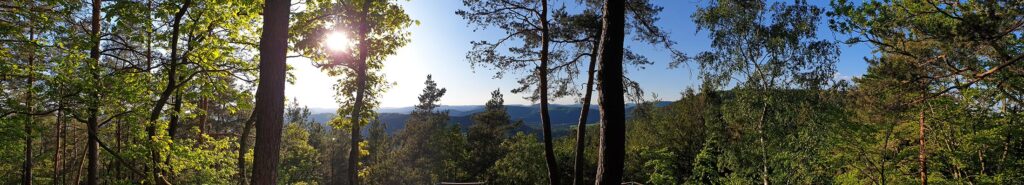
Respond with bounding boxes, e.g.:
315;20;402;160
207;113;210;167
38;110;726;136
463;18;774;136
284;0;875;110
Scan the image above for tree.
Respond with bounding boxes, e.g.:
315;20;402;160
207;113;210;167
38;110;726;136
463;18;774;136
86;0;101;183
278;124;320;184
290;0;415;183
467;89;517;180
390;75;448;184
456;0;562;183
593;0;627;184
831;1;1024;183
251;0;290;184
689;0;838;183
490;133;549;185
550;1;679;183
0;1;63;183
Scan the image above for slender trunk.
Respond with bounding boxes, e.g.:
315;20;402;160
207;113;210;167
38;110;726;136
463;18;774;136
346;2;372;185
919;109;927;185
147;1;190;183
572;42;598;185
61;103;69;183
54;102;63;184
22;25;35;185
880;119;896;185
593;0;626;184
237;111;256;185
114;119;122;179
74;139;87;185
163;91;183;172
86;0;101;183
87;105;99;185
758;103;768;185
536;1;560;184
347;67;367;185
250;0;290;183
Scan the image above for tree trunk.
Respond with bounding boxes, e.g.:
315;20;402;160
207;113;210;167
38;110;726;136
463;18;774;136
87;99;100;185
346;2;372;185
54;101;63;184
168;92;182;139
758;103;768;185
237;111;256;185
146;1;190;183
251;0;290;183
572;41;598;185
22;25;35;185
86;0;101;183
593;0;626;184
537;0;560;184
164;91;183;171
919;109;927;185
115;119;123;179
347;67;367;185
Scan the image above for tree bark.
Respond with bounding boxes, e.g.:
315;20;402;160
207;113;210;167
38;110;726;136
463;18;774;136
237;111;256;185
758;102;769;185
593;0;626;184
537;0;560;184
346;66;367;185
164;91;183;170
346;2;372;185
86;0;101;184
572;41;598;185
168;92;182;139
22;24;35;185
593;0;622;183
146;1;190;183
919;109;927;185
54;101;63;184
251;0;290;183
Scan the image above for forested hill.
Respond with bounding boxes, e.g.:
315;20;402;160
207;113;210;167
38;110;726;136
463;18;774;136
307;101;672;134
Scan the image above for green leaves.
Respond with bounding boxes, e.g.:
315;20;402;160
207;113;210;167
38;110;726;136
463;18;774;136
291;0;415;129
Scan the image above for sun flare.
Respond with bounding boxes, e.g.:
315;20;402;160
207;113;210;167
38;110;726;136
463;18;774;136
324;31;351;51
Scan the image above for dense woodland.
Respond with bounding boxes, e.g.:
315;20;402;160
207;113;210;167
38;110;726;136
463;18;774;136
2;0;1024;184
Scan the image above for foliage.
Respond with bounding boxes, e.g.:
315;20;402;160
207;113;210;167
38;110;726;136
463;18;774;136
1;1;1023;185
290;0;416;129
489;132;548;184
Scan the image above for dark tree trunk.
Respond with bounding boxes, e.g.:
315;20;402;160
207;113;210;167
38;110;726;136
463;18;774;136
572;41;599;185
346;2;371;185
22;25;35;185
251;0;290;183
87;110;99;185
86;0;101;184
168;92;182;139
347;67;367;185
238;111;256;185
164;91;183;170
537;0;560;184
593;0;626;184
54;103;64;184
146;1;190;183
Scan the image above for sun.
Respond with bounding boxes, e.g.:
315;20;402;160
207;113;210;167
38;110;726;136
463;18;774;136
323;31;352;52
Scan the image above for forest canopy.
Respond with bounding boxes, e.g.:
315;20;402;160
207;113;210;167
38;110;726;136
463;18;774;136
1;0;1023;185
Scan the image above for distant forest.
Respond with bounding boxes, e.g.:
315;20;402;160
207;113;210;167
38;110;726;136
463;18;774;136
3;0;1024;185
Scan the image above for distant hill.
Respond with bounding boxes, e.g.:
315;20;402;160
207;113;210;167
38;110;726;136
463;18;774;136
309;101;672;135
309;112;336;124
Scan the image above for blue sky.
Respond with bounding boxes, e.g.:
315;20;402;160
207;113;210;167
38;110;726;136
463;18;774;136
285;0;875;110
